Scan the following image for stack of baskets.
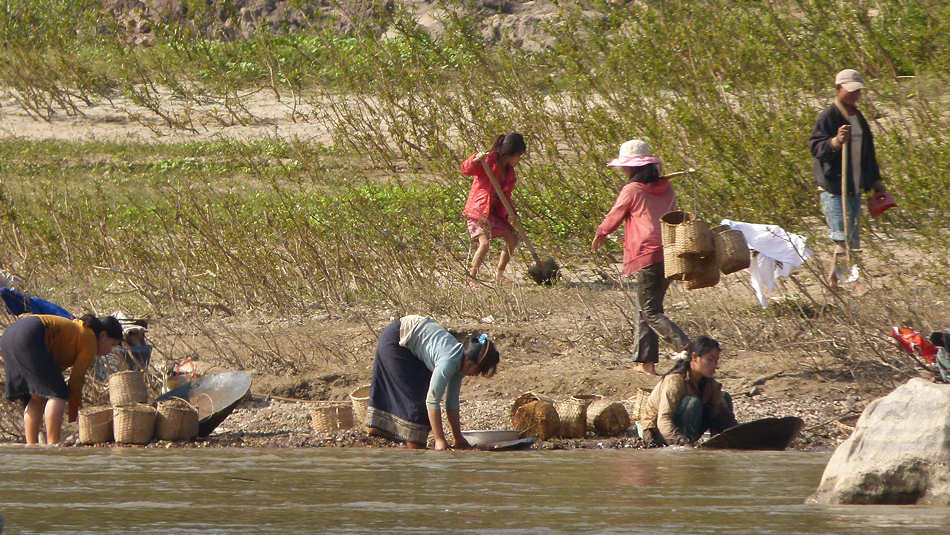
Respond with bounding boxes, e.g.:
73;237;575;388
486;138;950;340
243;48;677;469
109;370;155;444
78;370;200;445
661;211;750;290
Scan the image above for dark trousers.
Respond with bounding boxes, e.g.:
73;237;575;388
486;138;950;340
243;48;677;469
675;392;736;442
629;263;690;363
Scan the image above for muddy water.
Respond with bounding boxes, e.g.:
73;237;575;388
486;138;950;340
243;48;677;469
1;446;948;534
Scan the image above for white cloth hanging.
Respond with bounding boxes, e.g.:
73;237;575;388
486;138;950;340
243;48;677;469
720;219;813;307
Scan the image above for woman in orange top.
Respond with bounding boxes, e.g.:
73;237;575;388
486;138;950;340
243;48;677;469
2;313;122;444
461;133;527;287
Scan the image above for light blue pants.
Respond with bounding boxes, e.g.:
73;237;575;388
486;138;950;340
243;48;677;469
820;191;862;249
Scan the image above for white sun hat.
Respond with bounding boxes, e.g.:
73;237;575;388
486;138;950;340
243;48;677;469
606;139;663;168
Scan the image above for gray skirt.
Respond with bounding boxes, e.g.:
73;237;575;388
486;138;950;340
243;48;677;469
2;315;70;404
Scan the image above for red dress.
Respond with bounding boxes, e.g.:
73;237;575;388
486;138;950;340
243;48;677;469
461;152;517;238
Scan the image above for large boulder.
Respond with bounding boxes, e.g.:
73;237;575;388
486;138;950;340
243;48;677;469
808;378;950;504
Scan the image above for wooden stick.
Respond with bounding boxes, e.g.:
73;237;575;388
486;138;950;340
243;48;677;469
841;142;850;266
659;168;696;179
480;159;544;266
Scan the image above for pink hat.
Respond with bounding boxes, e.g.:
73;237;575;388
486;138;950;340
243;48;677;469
606;139;662;168
835;69;865;92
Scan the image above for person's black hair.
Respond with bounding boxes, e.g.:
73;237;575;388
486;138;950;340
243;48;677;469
664;335;720;377
628;163;660;184
490;133;526;158
80;313;123;341
462;335;499;377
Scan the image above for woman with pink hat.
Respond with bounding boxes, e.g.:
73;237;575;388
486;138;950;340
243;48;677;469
591;140;691;375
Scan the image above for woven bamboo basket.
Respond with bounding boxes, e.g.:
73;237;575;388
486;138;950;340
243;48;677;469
660;210;693;249
509;392;554;422
665;252;707;281
349;384;371;427
512;399;561;440
555;394;602;438
661;211;715;257
78;406;113;444
108;370;149;406
113;403;156;444
155;397;199;441
685;255;721;290
310;402;354;434
554;399;587;438
712;225;750;274
629;388;651;422
586;399;631;437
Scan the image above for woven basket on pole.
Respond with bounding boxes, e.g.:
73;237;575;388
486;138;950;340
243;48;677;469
660;210;692;250
78;406;114;444
685;256;721;290
661;211;715;257
349;384;371;427
108;370;149;406
310;401;354;434
113;403;156;444
712;224;751;274
156;397;199;441
586;399;631;437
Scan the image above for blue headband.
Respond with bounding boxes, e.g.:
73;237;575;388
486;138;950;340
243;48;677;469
478;333;489;345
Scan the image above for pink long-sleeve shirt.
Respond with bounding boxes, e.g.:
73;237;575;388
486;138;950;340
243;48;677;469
595;179;676;276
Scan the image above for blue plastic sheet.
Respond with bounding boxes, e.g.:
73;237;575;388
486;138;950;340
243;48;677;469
0;287;74;319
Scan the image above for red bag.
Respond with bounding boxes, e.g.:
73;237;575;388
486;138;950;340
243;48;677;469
867;190;896;218
890;326;937;363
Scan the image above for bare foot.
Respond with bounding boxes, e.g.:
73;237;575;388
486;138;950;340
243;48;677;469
467;278;481;291
635;363;658;376
495;274;514;286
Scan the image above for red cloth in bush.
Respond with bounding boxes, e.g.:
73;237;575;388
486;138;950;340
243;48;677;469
890;326;937;363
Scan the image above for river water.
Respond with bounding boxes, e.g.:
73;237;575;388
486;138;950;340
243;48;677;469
1;446;948;534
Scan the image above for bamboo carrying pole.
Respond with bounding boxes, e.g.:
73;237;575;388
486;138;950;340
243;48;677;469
480;159;559;284
837;141;859;283
841;141;850;267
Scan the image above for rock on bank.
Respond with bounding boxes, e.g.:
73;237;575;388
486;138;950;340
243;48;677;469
809;378;950;505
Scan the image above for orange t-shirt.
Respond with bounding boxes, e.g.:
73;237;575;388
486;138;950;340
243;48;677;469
36;315;97;421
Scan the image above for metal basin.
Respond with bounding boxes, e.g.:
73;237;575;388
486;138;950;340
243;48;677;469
462;429;522;448
156;371;251;437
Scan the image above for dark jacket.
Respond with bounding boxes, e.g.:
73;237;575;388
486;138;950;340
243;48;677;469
809;104;881;195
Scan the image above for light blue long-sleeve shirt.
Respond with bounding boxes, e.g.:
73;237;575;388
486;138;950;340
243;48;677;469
402;317;463;411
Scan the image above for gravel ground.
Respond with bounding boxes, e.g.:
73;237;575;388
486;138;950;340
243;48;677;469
97;390;853;451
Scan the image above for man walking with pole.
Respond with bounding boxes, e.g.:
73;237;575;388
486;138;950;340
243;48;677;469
808;69;887;288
